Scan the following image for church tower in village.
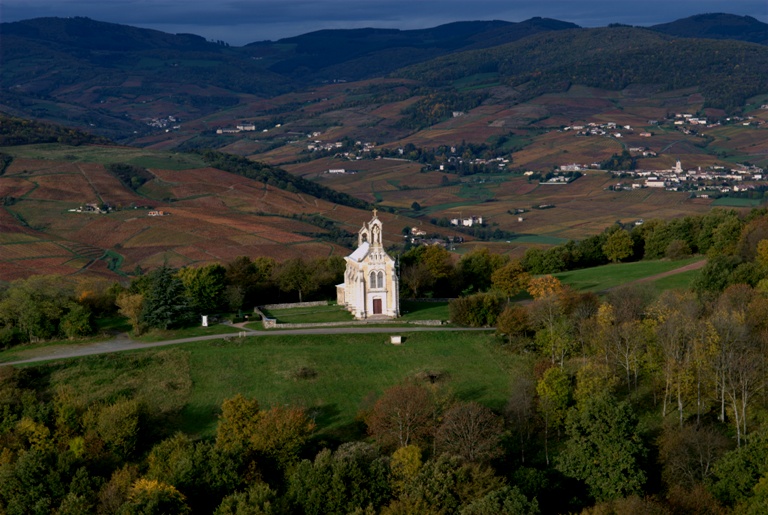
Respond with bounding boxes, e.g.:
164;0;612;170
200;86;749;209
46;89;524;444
336;210;400;319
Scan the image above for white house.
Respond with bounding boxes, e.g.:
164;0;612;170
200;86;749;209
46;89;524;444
336;211;399;319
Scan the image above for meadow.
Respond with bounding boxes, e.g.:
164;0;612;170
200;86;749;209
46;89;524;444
554;257;703;292
30;330;520;443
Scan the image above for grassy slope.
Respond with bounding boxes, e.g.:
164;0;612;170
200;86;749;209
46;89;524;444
554;257;702;292
178;331;519;439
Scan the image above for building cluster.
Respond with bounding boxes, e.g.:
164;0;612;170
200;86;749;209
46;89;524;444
564;121;634;138
610;161;766;195
146;116;180;131
68;203;111;214
216;123;259;134
450;215;483;227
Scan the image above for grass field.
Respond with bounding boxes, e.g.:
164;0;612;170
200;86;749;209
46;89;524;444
261;304;356;324
711;197;764;208
177;330;517;440
21;330;520;444
555;257;702;292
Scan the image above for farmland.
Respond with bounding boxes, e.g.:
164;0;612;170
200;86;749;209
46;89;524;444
0;145;387;281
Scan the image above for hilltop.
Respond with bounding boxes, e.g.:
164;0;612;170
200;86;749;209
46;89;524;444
1;14;766;142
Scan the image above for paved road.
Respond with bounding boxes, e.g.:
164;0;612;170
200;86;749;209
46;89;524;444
0;325;493;367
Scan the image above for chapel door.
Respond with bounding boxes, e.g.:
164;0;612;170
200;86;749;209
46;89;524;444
373;298;382;314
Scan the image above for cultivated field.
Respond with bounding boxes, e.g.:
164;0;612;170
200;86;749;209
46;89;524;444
0;144;387;281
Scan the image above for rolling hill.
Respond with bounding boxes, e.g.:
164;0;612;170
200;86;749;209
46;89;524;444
1;14;766;143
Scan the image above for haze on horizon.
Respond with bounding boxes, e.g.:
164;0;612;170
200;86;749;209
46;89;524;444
3;0;767;46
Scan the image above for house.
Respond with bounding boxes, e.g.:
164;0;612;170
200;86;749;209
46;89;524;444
336;211;399;319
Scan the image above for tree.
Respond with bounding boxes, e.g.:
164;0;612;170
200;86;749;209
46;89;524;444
116;292;145;335
536;367;570;465
435;402;503;463
93;398;144;460
459;248;508;293
400;262;435;299
0;275;82;343
59;302;94;339
119;478;190;515
460;486;539;515
274;258;317;302
146;433;243;513
658;423;729;490
216;394;261;452
421;245;454;282
140;266;190;330
287;443;391;515
557;396;647;503
390;445;422;496
366;384;435;449
526;275;562;299
397;454;503;514
215;482;278;515
708;429;768;506
248;405;316;467
178;263;227;314
449;292;506;327
215;395;314;468
506;375;536;464
491;260;529;299
495;305;530;345
602;229;633;263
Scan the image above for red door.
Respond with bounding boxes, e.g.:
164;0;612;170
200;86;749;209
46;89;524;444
373;298;382;314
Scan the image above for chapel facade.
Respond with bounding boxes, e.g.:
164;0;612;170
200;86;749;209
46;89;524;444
336;210;400;319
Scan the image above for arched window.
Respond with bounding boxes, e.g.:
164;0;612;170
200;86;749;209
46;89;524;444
377;271;384;289
370;271;377;288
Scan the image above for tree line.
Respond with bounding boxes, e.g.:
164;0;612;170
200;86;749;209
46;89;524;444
0;255;345;346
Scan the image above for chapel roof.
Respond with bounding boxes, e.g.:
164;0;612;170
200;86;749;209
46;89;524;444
348;241;370;262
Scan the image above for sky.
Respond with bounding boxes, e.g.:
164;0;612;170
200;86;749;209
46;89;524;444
2;0;767;46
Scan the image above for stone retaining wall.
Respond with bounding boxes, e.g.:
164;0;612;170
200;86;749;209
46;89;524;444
262;319;443;329
253;301;445;329
260;301;329;310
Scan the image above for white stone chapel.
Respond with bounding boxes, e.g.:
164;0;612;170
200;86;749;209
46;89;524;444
336;210;400;319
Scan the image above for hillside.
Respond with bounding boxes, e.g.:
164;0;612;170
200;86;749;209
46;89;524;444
394;27;768;111
1;14;767;143
0;142;413;282
651;13;768;45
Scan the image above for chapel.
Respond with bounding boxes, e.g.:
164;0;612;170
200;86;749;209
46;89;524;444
336;210;400;319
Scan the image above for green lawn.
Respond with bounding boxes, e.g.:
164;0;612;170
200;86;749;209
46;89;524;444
399;301;449;321
651;269;701;292
17;329;521;444
554;258;702;292
261;304;355;324
176;331;522;440
133;323;242;342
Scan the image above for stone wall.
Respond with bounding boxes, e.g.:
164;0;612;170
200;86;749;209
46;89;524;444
260;301;329;310
258;319;443;330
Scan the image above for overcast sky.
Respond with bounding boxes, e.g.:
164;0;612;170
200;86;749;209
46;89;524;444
3;0;766;46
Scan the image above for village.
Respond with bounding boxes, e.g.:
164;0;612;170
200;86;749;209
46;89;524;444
608;160;766;196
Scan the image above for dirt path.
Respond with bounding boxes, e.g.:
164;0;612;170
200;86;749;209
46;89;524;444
616;259;707;288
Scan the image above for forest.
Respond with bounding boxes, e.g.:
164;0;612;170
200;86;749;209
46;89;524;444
2;208;768;513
